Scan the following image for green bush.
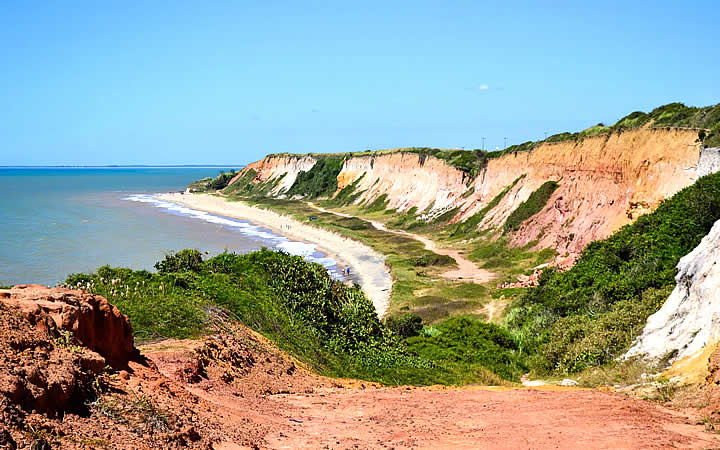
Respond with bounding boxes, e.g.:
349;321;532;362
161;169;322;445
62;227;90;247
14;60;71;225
503;181;559;232
412;254;455;267
154;249;204;274
386;314;424;338
406;316;527;381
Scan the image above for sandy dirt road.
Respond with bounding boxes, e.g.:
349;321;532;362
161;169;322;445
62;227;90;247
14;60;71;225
262;386;716;449
143;336;718;449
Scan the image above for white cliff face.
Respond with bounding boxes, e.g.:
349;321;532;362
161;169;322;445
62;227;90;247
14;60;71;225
625;219;720;364
697;147;720;178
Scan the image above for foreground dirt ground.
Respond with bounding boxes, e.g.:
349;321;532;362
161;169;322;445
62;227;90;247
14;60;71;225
144;341;719;449
2;285;715;448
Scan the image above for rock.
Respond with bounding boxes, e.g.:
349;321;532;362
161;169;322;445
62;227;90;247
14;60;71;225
0;285;138;368
498;268;544;289
625;219;720;365
561;379;578;387
0;426;16;450
697;147;720;178
0;304;102;416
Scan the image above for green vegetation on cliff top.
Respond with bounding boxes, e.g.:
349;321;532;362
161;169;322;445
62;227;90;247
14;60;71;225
187;170;238;193
259;102;720;184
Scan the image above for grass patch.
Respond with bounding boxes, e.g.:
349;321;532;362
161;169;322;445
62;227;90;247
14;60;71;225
503;181;559;232
452;175;525;237
468;238;555;284
406;316;527;382
286;157;344;198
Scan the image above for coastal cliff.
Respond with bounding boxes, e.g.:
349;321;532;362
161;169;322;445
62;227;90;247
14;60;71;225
228;128;714;260
625;218;720;365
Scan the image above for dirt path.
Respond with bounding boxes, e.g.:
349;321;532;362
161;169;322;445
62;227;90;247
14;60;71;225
308;202;495;283
263;386;716;449
142;338;717;449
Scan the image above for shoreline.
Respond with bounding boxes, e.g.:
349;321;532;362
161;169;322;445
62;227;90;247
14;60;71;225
156;192;392;317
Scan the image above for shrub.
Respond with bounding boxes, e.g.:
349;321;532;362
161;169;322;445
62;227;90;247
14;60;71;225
154;249;204;274
406;316;527;381
386;314;424;338
412;254;455;267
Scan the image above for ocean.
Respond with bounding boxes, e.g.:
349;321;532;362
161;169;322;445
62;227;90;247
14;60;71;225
0;167;342;286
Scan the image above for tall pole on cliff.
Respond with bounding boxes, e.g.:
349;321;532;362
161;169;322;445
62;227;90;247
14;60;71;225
482;137;486;150
504;137;507;149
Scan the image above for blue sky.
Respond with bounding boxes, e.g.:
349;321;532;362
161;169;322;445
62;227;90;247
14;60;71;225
1;1;719;165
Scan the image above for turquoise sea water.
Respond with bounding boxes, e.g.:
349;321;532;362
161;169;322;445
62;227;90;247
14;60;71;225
0;168;342;286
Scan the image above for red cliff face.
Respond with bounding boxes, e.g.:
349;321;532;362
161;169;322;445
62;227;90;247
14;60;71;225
465;128;703;257
0;285;139;368
231;128;711;262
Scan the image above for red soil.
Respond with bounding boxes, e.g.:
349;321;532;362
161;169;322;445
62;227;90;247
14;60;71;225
144;339;719;449
1;286;717;449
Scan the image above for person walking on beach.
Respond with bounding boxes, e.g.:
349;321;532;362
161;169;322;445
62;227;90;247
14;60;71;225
345;267;350;276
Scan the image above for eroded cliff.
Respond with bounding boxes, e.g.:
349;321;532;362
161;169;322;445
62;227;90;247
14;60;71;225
229;128;714;260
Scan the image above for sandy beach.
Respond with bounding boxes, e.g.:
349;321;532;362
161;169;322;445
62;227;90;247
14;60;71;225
156;193;392;317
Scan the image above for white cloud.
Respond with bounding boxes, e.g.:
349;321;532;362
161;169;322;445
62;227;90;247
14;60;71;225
476;84;490;91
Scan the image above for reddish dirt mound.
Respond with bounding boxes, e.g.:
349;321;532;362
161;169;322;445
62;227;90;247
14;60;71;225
142;330;719;449
0;285;138;368
143;325;335;398
0;289;265;449
0;302;105;417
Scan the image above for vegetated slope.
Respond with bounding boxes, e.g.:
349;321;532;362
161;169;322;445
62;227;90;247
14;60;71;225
187;170;238;193
225;103;720;262
625;218;720;364
67;249;525;385
505;171;720;374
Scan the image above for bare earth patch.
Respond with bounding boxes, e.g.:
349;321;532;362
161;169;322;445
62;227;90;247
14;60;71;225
142;338;718;449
